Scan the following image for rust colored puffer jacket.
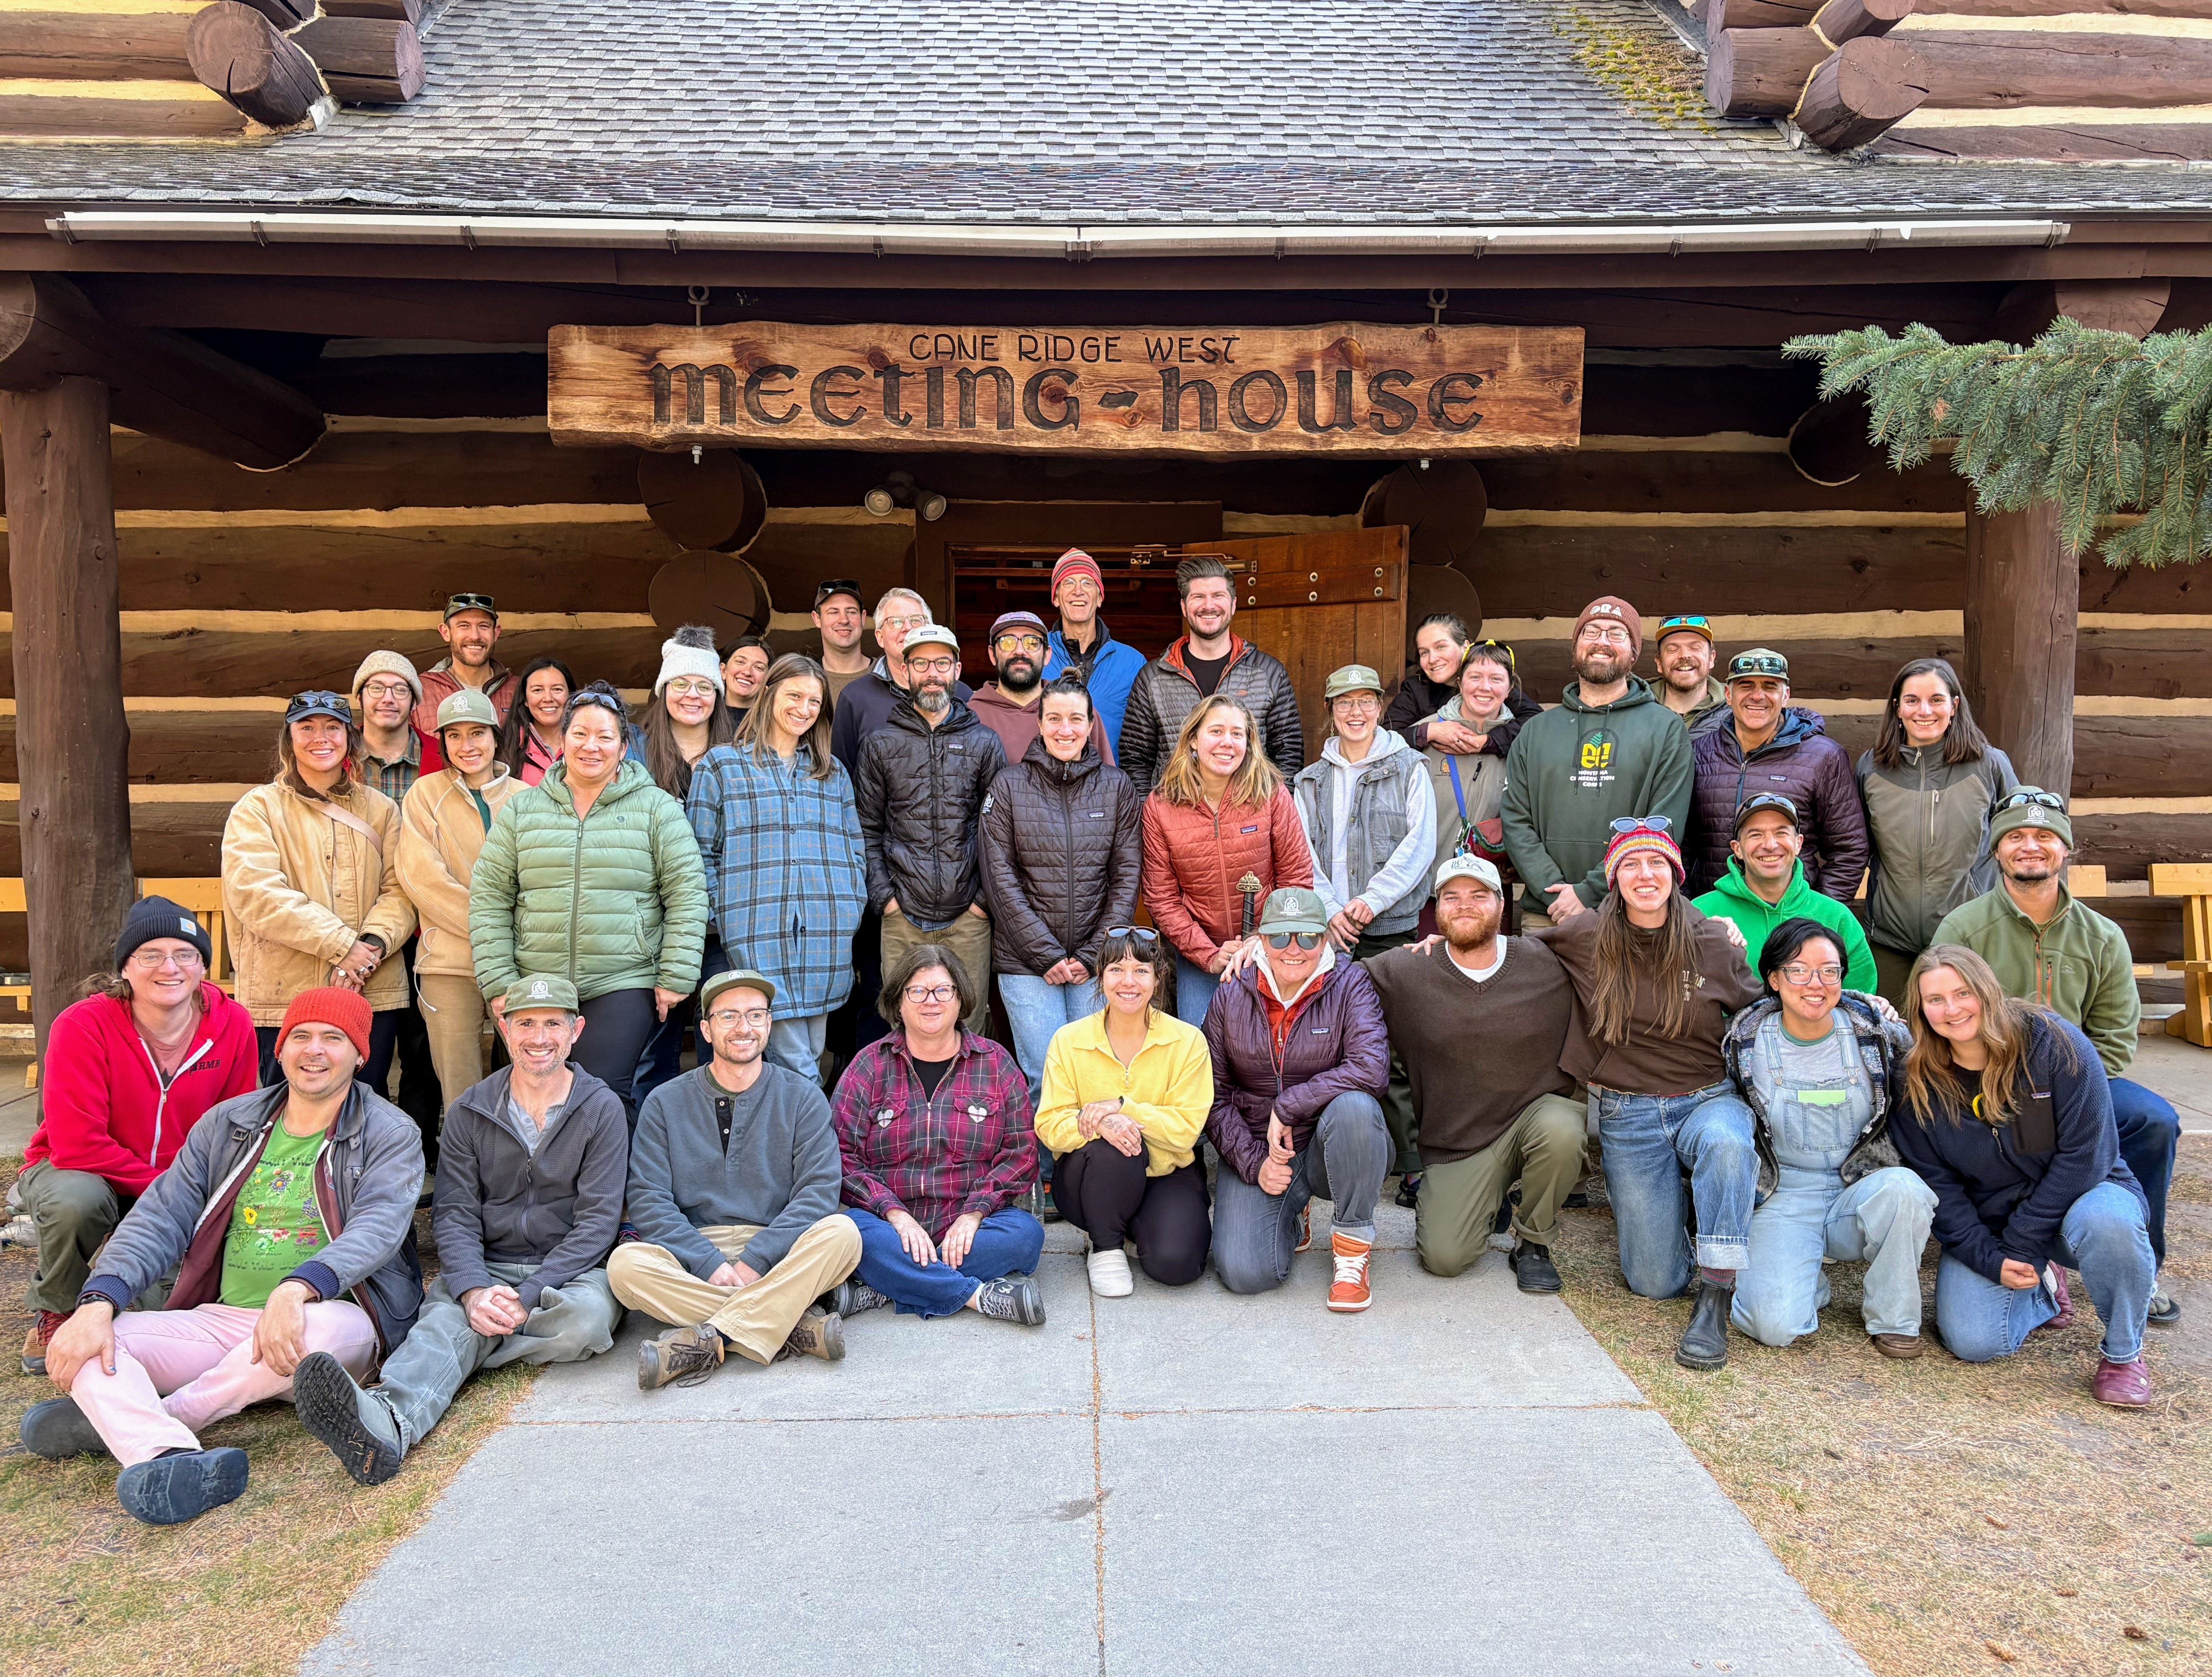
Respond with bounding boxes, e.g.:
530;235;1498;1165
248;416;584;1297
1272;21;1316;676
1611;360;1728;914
1139;786;1314;968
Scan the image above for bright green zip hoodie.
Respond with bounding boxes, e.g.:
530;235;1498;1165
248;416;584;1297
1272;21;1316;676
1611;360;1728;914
1693;858;1877;992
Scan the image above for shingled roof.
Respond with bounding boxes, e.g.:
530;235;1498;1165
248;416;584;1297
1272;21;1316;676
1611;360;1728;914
5;0;2211;224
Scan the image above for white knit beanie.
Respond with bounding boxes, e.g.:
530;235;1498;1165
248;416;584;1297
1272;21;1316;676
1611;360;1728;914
654;624;724;694
351;649;421;701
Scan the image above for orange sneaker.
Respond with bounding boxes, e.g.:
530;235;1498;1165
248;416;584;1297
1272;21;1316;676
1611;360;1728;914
1294;1205;1312;1254
1327;1230;1373;1313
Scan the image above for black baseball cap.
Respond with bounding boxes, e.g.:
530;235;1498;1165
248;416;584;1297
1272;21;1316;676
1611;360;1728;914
812;578;865;609
1734;792;1801;833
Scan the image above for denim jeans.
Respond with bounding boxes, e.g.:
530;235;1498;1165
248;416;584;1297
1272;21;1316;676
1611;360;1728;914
1211;1092;1389;1294
1592;1081;1759;1298
1732;1166;1937;1345
1175;954;1220;1027
372;1262;622;1454
1933;1181;2154;1365
2109;1076;2178;1268
846;1206;1046;1318
766;1014;830;1086
999;973;1102;1098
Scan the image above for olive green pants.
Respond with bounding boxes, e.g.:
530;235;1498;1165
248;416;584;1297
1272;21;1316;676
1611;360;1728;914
1415;1094;1587;1278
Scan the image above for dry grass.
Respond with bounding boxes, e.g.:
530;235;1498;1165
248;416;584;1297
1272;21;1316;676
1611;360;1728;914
1552;1140;2212;1677
0;1154;540;1677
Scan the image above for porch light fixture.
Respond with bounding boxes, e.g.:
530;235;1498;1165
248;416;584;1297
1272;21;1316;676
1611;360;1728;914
864;471;947;521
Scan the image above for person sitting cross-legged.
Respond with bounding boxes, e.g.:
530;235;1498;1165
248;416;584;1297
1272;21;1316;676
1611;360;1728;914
290;975;629;1483
1722;920;1936;1358
20;987;424;1526
830;946;1046;1324
609;969;862;1388
1206;888;1391;1309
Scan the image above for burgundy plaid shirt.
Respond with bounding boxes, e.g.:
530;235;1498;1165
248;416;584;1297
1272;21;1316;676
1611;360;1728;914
832;1030;1036;1234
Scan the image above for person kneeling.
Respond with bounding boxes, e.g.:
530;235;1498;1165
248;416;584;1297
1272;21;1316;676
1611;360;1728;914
1368;857;1586;1293
610;970;861;1388
1206;888;1391;1309
1892;947;2158;1408
831;946;1046;1324
293;975;629;1482
1722;920;1936;1359
21;988;423;1525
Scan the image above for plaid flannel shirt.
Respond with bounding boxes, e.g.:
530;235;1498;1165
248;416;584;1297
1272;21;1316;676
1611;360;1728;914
832;1030;1036;1233
360;734;421;808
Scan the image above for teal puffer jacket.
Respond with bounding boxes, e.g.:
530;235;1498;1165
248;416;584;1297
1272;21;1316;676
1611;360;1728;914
468;757;708;1003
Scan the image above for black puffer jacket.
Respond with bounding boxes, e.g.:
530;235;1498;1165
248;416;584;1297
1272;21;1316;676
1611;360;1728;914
978;738;1143;976
854;697;1007;927
1118;635;1306;793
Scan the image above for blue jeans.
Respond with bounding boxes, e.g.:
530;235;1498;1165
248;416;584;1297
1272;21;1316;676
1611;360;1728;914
766;1014;829;1086
1211;1092;1389;1294
2109;1076;2178;1268
1593;1082;1759;1298
846;1206;1046;1318
999;973;1101;1099
1933;1181;2154;1365
1732;1166;1937;1346
1175;954;1220;1027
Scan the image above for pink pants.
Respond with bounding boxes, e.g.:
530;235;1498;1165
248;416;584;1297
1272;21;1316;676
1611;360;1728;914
69;1301;378;1467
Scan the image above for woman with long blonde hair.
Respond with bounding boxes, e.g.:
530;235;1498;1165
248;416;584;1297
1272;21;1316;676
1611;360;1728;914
1139;694;1313;1024
1891;946;2156;1406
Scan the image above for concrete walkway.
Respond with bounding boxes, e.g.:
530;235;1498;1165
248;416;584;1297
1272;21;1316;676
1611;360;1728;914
302;1211;1865;1677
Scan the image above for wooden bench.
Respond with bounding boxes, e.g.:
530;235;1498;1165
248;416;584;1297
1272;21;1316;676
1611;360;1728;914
2149;863;2212;1047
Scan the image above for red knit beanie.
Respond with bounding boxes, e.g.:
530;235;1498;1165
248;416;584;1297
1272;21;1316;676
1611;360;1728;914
1573;595;1644;657
1052;548;1104;598
1603;819;1684;890
279;986;373;1063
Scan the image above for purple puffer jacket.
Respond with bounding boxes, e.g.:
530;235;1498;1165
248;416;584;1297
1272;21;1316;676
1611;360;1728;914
1202;957;1390;1185
1686;706;1870;902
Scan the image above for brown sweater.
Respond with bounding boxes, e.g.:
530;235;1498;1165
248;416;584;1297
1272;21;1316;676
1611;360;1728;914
1538;908;1761;1097
1363;938;1578;1166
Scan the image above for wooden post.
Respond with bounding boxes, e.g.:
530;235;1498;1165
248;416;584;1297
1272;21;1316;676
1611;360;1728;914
1964;501;2075;797
1;376;134;1053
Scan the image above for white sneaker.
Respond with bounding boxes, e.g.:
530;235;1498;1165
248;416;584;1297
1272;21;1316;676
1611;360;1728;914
1087;1247;1134;1297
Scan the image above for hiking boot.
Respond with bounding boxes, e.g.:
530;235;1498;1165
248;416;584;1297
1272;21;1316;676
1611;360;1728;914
2091;1357;2153;1408
2148;1289;2181;1328
1087;1247;1134;1298
1038;1177;1062;1223
778;1306;845;1363
1675;1279;1734;1372
117;1447;248;1526
20;1396;108;1460
293;1350;404;1487
639;1323;725;1391
1394;1173;1422;1210
1870;1332;1923;1361
823;1279;892;1318
2033;1266;2074;1334
1294;1204;1312;1254
21;1311;66;1377
1327;1231;1373;1313
1509;1240;1562;1295
973;1277;1047;1325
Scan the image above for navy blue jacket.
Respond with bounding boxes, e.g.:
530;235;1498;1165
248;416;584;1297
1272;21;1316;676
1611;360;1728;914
1889;1011;2144;1282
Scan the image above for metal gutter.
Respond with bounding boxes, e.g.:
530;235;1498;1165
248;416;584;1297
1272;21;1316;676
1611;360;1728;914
43;210;2073;257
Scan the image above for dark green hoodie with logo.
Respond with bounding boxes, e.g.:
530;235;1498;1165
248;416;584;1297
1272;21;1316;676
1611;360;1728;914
1501;676;1695;911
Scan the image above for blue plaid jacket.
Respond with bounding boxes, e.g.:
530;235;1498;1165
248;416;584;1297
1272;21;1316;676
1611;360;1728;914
686;740;868;1017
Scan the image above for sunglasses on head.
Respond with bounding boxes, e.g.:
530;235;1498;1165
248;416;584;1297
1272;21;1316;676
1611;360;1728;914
1609;815;1673;834
564;690;628;722
445;592;496;614
1264;931;1325;951
1103;926;1161;947
1996;787;2065;813
813;579;863;607
285;691;349;721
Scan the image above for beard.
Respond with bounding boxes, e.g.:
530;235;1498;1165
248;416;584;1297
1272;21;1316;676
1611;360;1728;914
1574;647;1630;686
1663;662;1706;693
998;657;1041;693
1440;899;1503;951
915;684;951;715
2001;856;2057;884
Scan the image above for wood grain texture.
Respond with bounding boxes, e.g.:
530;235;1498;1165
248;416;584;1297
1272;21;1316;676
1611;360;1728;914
1909;31;2212;105
1992;277;2172;339
187;0;323;129
1706;25;1833;114
0;81;247;136
548;321;1586;455
1877;119;2212;159
1796;36;1931;145
292;14;421;102
1966;501;2076;793
1811;0;1920;45
1709;0;1826;26
0;10;196;79
1216;528;1408;749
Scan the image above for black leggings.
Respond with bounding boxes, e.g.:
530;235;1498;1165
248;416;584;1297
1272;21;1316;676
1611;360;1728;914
257;1011;402;1092
1054;1140;1211;1286
571;987;661;1129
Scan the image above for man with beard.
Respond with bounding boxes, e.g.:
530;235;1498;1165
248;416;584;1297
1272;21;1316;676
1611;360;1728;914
854;625;1007;1036
1501;595;1693;928
1120;555;1303;792
611;970;862;1388
1041;548;1148;754
1932;790;2183;1328
410;594;514;735
1364;857;1585;1289
1651;614;1726;724
830;587;974;774
970;609;1114;766
812;579;874;710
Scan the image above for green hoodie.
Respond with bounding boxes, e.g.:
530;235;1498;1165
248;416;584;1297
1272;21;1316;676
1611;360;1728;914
1693;859;1876;992
1930;883;2138;1077
1501;676;1694;910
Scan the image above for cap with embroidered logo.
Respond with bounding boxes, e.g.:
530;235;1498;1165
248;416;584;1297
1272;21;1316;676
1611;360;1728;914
502;975;579;1013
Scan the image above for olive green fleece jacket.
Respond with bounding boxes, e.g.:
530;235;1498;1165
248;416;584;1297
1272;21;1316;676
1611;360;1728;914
468;756;709;1004
1929;883;2139;1077
1501;678;1695;911
1693;859;1877;992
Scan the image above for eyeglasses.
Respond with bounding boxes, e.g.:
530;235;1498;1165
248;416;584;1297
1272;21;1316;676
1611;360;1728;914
708;1007;772;1028
1995;787;2065;813
1331;695;1381;714
1467;640;1517;671
813;580;863;607
994;634;1047;655
359;681;413;701
665;678;720;699
906;657;958;676
126;947;205;972
880;612;930;633
1104;926;1161;947
1609;815;1673;834
1579;623;1634;646
1778;963;1845;985
902;984;959;1005
1264;931;1325;951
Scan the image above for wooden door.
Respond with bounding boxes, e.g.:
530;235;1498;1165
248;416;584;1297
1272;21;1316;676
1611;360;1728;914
1189;528;1410;755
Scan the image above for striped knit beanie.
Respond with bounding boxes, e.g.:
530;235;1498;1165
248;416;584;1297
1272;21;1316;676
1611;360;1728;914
1603;819;1684;890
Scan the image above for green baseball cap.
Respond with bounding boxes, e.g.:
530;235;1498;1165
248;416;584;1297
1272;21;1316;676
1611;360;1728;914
701;968;777;1011
435;688;500;734
503;974;578;1014
1323;664;1384;702
1258;887;1330;936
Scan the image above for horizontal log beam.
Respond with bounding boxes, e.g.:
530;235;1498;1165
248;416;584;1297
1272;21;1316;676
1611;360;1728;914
0;80;246;136
1919;0;2212;13
1879;118;2212;159
322;0;422;21
187;1;324;130
1707;0;1827;26
1810;0;1920;45
1907;31;2212;106
0;9;197;79
0;274;325;469
292;14;422;103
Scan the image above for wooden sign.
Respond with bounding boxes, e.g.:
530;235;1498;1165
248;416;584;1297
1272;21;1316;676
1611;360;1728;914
547;321;1583;455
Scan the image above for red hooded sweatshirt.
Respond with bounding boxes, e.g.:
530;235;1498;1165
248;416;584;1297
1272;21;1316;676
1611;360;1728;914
24;983;259;1196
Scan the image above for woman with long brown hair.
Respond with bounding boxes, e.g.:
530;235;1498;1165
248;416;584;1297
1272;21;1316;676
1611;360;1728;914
1891;946;2155;1406
499;656;575;787
1537;817;1762;1371
1140;693;1313;1025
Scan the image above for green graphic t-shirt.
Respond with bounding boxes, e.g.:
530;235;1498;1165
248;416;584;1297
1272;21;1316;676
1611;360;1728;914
219;1123;331;1309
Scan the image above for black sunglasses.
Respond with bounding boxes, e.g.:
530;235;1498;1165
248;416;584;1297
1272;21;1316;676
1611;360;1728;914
285;690;350;721
813;578;864;607
1103;925;1161;947
1995;787;2065;813
1264;931;1325;951
564;689;629;723
445;592;497;614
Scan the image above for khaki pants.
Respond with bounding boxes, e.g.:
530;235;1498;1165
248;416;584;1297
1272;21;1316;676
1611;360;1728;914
1415;1094;1587;1278
417;971;490;1114
881;905;992;1037
607;1217;861;1365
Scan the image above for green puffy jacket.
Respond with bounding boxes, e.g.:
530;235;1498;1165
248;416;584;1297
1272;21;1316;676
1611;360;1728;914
468;757;708;1004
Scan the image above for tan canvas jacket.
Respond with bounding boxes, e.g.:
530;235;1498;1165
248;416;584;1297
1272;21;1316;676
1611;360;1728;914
397;766;521;980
